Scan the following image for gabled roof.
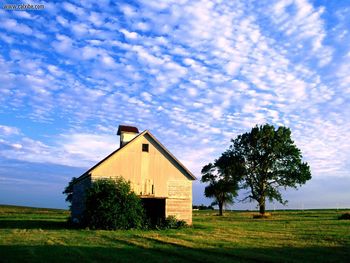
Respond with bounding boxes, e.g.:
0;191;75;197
74;130;196;183
117;125;139;135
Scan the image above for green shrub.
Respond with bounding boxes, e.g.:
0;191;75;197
156;216;188;229
338;213;350;220
164;215;179;229
175;219;188;228
83;178;145;230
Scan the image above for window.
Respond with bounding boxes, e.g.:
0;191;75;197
142;143;149;152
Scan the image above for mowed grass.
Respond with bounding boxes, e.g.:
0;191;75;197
0;205;349;262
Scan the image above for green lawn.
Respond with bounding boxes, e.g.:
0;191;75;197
0;205;349;262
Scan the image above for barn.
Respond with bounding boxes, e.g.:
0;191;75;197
71;125;196;225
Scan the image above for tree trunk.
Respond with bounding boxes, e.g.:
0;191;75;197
259;195;266;215
218;202;223;216
259;203;265;215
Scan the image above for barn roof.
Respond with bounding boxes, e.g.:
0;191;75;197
74;130;196;183
117;125;139;135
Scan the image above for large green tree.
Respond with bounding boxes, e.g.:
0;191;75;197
201;151;242;216
229;124;311;215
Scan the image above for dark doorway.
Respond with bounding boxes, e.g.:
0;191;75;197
142;198;165;225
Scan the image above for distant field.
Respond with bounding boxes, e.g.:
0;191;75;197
0;205;349;262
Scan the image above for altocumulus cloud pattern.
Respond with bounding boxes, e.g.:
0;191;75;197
0;0;349;209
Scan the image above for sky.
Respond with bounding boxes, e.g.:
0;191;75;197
0;0;349;210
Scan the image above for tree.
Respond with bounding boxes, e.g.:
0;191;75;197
83;178;145;230
62;177;78;209
201;151;242;216
229;124;311;215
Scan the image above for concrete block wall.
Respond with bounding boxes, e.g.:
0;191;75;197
166;180;192;225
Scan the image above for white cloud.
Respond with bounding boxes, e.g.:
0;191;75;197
135;22;150;31
60;133;117;163
269;0;333;65
47;65;63;76
0;125;20;136
14;11;34;20
119;4;137;17
81;46;99;59
0;131;119;168
88;11;105;27
0;18;32;35
120;29;139;39
52;34;76;55
0;33;14;44
71;23;89;36
141;92;152;102
100;54;117;68
62;2;85;17
56;15;69;27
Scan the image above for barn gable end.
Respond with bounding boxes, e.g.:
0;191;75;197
71;128;195;225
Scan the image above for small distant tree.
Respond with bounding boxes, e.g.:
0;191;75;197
83;178;145;230
192;204;214;210
229;124;311;215
201;151;243;216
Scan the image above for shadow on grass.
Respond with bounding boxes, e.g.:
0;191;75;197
0;219;68;230
0;244;349;263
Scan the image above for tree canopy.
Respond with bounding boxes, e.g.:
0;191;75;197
201;151;242;215
229;124;311;214
62;177;78;209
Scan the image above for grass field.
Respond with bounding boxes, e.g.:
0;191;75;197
0;205;349;262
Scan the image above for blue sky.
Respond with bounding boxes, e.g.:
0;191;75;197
0;0;349;210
